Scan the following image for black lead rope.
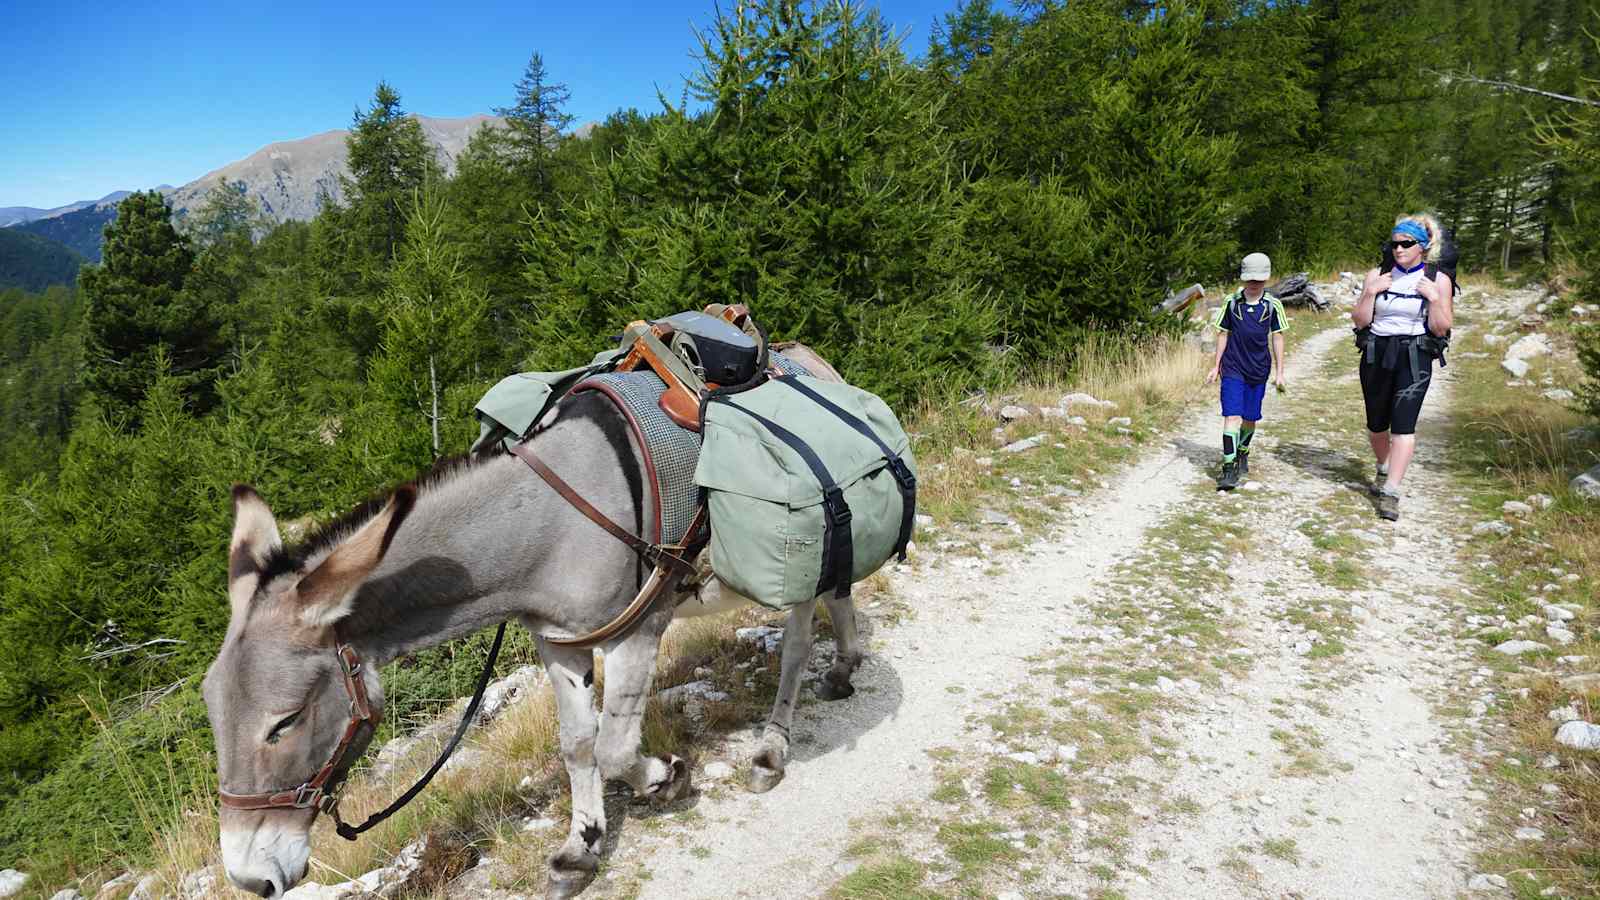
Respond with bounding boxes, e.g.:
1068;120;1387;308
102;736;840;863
331;621;507;840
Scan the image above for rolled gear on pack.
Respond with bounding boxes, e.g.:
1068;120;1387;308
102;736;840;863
695;375;916;610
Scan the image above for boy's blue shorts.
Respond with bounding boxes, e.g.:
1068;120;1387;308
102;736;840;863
1220;376;1266;421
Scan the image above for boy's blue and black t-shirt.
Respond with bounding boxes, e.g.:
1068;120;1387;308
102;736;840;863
1213;291;1287;383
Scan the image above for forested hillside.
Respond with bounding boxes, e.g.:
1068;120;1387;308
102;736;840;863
0;229;83;291
1;0;1597;877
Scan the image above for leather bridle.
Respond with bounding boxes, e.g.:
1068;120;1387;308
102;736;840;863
217;639;375;817
216;623;506;840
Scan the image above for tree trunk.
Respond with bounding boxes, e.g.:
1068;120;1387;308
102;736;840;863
429;354;440;456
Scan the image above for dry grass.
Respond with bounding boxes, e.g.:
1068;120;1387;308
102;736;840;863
1444;294;1600;898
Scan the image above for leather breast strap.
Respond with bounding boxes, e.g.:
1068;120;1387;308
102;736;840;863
509;443;709;648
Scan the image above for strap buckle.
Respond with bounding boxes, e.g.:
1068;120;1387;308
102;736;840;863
824;489;852;526
292;783;323;810
887;458;916;492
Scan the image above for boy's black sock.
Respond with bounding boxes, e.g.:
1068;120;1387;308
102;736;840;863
1222;429;1238;463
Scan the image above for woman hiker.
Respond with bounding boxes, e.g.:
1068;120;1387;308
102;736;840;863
1207;252;1288;491
1351;214;1456;522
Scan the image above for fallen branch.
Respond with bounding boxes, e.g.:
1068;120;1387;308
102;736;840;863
81;637;185;662
1431;70;1600;108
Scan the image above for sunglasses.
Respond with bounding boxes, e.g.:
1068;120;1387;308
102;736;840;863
1389;239;1419;249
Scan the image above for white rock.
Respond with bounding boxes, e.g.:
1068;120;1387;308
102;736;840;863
997;892;1024;900
999;405;1031;421
1543;604;1575;622
1054;744;1080;763
1006;750;1041;765
281;883;348;900
1155;676;1177;693
1502;500;1533;517
1546;625;1576;645
1468;873;1508;891
914;514;935;528
1474;520;1514;536
1543;388;1575;403
1060;392;1116;410
1572;464;1600;500
702;761;735;780
522;817;558;832
1515;826;1546;840
1494;640;1549;656
1555;720;1600;750
179;868;219;900
1539;753;1561;769
476;664;545;724
735;626;784;654
49;891;84;900
1293;640;1313;655
1240;481;1263;492
1067;415;1088;426
1506;333;1552;361
1548;705;1581;723
1502;357;1530;378
657;680;731;704
126;875;161;900
0;872;30;900
93;874;136;899
1002;434;1046;453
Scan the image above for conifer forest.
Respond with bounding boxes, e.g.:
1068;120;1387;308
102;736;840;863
2;0;1599;879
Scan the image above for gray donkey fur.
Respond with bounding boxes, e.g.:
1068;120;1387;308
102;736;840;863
204;389;864;899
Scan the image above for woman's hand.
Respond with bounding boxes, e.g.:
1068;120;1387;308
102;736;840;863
1367;270;1393;296
1416;272;1439;304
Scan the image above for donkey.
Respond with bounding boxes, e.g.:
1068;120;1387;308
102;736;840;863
202;387;865;898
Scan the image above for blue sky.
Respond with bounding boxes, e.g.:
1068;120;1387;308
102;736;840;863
0;0;962;209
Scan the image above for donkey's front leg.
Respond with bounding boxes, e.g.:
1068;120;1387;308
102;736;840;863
537;638;605;900
749;598;816;793
594;621;691;803
816;592;864;700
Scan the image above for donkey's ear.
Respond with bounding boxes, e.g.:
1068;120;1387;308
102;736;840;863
228;485;281;613
295;485;417;628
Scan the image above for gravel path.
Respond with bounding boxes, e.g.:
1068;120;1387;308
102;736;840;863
600;315;1485;900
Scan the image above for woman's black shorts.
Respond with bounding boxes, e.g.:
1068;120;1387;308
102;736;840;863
1360;335;1433;435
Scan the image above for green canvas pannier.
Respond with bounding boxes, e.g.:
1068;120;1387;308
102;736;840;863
695;375;916;610
471;349;624;453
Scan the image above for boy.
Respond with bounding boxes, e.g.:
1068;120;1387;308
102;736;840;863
1206;252;1288;490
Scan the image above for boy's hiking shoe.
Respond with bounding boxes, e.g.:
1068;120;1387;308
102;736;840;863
1237;452;1250;479
1217;462;1240;491
1376;491;1400;521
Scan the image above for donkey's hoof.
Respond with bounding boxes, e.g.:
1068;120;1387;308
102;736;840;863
548;849;600;899
815;671;855;701
747;748;786;793
649;754;691;804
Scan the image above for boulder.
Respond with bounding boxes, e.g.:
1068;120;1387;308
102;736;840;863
1505;333;1552;361
1543;388;1575;403
1493;640;1549;656
1572;464;1600;500
49;891;85;900
1501;357;1530;378
1059;392;1116;411
1555;720;1600;751
1501;500;1533;517
1473;520;1513;537
998;404;1032;421
1002;434;1046;454
0;872;30;899
179;868;219;900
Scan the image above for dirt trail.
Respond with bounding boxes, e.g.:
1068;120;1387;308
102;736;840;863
607;313;1486;900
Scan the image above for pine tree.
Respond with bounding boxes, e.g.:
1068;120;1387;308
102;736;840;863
341;82;443;274
495;52;576;195
79;192;228;419
368;190;492;460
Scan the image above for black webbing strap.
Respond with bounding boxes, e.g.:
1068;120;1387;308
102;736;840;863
769;376;916;561
712;399;854;599
331;622;507;840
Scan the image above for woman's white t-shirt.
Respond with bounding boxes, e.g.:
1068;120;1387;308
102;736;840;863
1371;265;1429;337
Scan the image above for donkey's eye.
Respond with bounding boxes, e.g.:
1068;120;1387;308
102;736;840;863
266;710;303;744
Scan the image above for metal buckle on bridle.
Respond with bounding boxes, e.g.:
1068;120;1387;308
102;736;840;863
292;783;323;810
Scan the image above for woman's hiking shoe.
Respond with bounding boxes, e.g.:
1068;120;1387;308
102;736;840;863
1376;490;1400;521
1217;461;1240;491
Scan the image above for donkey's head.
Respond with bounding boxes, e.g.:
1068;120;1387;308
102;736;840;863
202;484;414;897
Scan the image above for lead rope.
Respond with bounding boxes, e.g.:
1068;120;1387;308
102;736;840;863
330;622;507;840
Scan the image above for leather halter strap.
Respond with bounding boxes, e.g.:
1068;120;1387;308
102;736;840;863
218;642;375;814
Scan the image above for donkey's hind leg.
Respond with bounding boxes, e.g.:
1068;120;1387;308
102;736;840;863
594;617;690;803
537;638;605;900
749;598;817;793
816;592;864;701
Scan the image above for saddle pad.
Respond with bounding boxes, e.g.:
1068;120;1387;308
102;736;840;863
572;371;703;546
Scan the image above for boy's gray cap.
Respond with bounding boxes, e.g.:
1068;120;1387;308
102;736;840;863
1240;252;1271;281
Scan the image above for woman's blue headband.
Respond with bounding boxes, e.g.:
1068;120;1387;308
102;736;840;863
1393;220;1430;248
